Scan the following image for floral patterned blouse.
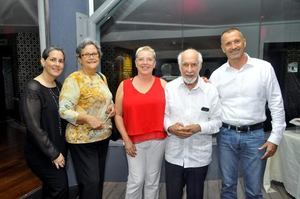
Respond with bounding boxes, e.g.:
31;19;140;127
59;70;113;144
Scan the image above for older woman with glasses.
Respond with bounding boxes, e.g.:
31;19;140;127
59;38;115;199
115;46;167;199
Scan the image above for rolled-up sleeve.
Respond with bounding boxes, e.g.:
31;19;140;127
59;77;80;125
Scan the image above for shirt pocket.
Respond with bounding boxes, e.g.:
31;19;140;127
189;104;210;124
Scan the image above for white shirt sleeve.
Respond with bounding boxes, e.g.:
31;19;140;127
199;86;222;134
265;64;286;145
164;84;173;135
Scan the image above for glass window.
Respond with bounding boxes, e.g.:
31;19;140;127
97;0;300;126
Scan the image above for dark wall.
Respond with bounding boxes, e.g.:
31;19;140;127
0;33;40;121
264;42;300;129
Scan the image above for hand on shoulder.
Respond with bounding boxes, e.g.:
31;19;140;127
202;76;210;83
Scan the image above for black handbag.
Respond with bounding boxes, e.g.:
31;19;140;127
109;121;121;141
97;72;121;141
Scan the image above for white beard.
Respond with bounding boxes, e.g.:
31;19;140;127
182;76;198;84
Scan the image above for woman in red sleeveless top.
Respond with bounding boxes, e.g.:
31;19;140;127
115;46;167;199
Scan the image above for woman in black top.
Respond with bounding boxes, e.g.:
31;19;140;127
22;47;68;198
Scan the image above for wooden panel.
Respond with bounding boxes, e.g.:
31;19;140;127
0;122;41;199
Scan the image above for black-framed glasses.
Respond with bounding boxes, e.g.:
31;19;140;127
81;52;99;58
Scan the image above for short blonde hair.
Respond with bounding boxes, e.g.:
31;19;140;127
135;46;156;59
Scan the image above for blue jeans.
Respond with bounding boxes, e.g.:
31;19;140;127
217;127;266;199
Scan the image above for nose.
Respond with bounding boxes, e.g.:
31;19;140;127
187;65;193;72
230;41;239;50
53;60;64;66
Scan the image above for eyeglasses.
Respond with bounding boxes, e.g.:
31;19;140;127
81;52;99;58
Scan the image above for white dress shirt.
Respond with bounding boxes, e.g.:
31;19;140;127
164;77;221;168
210;54;286;145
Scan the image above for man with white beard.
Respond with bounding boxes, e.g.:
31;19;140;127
164;49;222;199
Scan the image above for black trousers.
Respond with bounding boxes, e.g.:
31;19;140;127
69;139;109;199
165;160;208;199
27;157;69;199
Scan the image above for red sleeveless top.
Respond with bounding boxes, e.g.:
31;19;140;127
123;77;166;143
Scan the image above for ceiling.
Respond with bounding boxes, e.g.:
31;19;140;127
1;0;299;33
98;0;300;55
0;0;38;33
1;0;299;54
107;0;300;30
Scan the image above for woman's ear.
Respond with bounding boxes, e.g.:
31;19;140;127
77;56;82;65
40;58;45;67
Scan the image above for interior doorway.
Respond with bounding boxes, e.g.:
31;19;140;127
0;34;19;122
264;42;300;128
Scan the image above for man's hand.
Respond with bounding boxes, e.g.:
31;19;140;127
181;124;201;134
168;123;200;138
202;76;209;83
259;141;278;160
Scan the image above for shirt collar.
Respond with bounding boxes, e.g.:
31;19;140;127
179;76;205;91
224;53;254;71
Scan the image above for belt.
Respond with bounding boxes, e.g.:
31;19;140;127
222;122;263;133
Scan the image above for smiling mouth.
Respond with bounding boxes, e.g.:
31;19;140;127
185;73;195;77
87;60;98;63
140;65;151;69
230;49;240;54
52;68;61;72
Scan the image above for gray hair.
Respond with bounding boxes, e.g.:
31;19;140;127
135;46;156;59
177;48;203;66
76;38;103;58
